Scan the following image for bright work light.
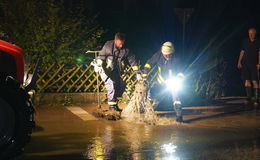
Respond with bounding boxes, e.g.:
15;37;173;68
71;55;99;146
165;77;183;92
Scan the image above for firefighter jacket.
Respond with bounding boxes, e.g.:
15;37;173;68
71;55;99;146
97;40;140;75
143;51;177;84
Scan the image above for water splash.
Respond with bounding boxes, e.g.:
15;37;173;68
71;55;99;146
121;81;158;125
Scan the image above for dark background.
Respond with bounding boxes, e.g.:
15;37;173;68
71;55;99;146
80;0;260;96
91;0;260;58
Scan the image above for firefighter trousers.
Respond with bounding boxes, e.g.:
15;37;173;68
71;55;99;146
100;70;126;106
148;82;182;117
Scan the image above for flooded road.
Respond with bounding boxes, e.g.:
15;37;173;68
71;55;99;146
17;103;260;160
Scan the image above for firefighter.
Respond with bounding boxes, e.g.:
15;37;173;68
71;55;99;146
97;32;142;111
142;41;183;122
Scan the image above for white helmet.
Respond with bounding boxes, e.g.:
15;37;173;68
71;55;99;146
161;41;174;55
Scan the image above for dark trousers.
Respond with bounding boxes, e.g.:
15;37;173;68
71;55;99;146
241;64;259;81
100;70;126;105
148;82;182;117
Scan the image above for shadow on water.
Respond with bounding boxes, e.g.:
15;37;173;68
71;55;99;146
155;97;260;124
17;154;84;160
184;105;259;123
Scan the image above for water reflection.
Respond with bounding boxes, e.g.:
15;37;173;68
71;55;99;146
120;123;182;160
82;120;260;160
85;125;113;160
83;122;183;160
161;143;177;153
153;142;180;160
121;123;153;160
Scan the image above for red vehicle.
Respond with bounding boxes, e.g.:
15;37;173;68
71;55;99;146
0;40;35;159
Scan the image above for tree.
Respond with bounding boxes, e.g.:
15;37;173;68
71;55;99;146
0;0;105;65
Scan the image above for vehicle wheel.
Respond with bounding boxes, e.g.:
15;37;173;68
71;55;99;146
0;77;35;160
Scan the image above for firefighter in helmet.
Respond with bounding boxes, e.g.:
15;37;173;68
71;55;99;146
143;41;183;122
97;32;142;111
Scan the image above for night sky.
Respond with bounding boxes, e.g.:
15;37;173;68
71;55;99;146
90;0;260;62
78;0;260;95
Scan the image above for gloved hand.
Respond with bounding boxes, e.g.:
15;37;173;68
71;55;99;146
142;73;148;81
90;59;103;73
136;73;143;81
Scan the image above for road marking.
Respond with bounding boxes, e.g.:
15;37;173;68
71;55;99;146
67;107;98;121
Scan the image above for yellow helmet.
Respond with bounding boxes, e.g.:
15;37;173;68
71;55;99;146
161;41;175;55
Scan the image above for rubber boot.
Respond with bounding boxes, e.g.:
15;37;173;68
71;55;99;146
151;99;159;109
258;88;260;105
176;116;183;123
174;103;183;123
253;88;258;105
245;87;252;102
109;105;122;112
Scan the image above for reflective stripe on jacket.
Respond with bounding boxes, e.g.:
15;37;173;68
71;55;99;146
143;51;177;83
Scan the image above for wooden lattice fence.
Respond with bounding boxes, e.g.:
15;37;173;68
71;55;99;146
31;64;157;93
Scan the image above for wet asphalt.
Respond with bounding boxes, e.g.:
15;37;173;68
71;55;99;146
16;98;260;160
